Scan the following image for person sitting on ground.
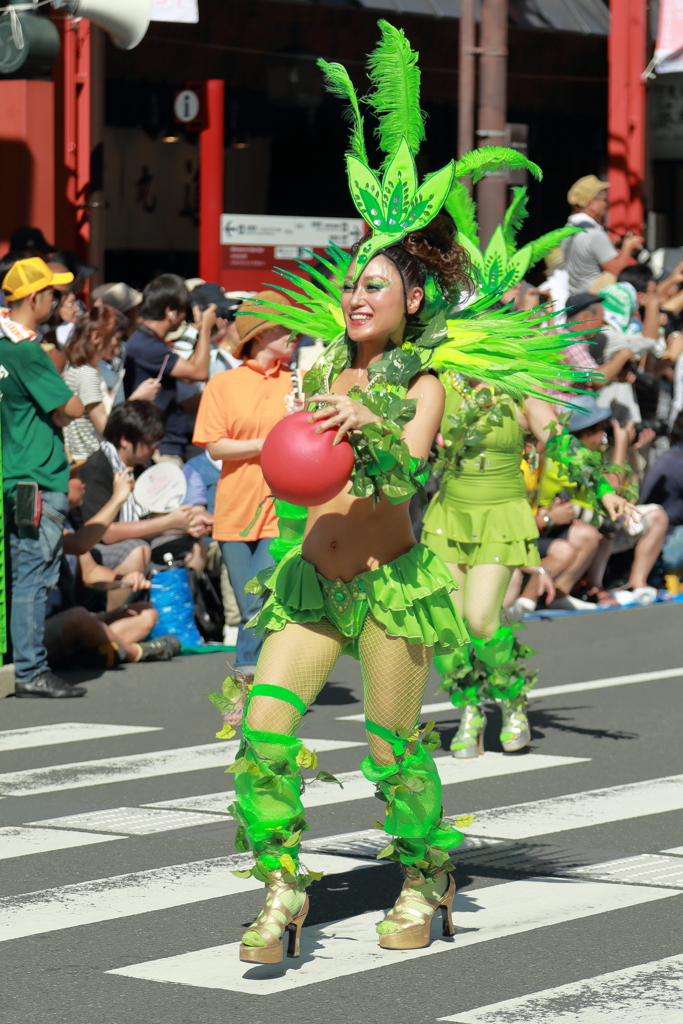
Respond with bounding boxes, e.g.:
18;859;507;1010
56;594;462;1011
74;400;207;581
539;396;664;606
63;305;160;461
45;468;180;670
123;274;215;465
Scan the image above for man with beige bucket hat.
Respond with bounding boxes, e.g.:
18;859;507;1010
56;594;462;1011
193;291;299;713
561;174;644;293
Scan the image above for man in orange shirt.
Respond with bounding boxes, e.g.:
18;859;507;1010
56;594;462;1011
193;292;298;701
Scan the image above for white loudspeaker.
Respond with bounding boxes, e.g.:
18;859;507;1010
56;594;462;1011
52;0;152;50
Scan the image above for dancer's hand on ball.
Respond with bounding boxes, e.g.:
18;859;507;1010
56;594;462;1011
308;393;381;445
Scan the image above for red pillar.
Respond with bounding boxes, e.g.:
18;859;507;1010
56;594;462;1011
63;17;91;259
608;0;646;237
199;80;225;283
0;80;55;255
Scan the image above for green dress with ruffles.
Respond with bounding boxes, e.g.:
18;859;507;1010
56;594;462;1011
422;388;540;567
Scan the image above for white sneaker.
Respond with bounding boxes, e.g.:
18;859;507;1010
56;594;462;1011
506;597;537;621
614;585;657;606
223;625;239;646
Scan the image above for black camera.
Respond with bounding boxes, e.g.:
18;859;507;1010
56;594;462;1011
189;283;242;322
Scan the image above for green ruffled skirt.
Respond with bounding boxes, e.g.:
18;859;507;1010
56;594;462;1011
246;543;468;659
423;453;540;568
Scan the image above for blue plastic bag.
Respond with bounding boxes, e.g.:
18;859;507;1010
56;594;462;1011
150;567;204;647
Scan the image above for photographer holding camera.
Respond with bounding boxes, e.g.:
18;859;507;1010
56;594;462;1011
123;275;215;466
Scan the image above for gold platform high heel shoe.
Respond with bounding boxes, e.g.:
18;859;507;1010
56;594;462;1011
377;871;456;950
239;874;309;964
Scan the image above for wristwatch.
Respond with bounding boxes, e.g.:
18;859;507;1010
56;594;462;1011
541;513;552;527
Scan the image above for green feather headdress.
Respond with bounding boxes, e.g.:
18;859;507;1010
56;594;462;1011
445;177;582;295
319;21;547;281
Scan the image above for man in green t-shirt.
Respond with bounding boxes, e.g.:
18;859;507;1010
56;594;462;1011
0;257;86;697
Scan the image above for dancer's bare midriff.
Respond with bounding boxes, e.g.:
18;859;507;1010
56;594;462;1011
302;487;416;583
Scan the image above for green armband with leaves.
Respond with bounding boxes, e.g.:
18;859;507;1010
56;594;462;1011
596;476;615;500
269;499;308;562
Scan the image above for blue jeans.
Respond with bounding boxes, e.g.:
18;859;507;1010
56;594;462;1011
662;525;683;569
219;538;275;674
6;491;68;682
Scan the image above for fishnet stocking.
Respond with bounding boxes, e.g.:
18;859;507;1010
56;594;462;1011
446;562;513;641
360;614;431;767
245;619;346;735
245;614;432;770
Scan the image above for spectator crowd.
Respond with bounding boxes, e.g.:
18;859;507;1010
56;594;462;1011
4;175;683;698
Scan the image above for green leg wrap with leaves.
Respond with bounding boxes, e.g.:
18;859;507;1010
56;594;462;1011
434;642;486;708
360;739;468;883
471;624;537;703
229;724;322;890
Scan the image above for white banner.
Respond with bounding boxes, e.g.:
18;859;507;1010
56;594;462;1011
654;0;683;73
151;0;199;24
220;214;364;250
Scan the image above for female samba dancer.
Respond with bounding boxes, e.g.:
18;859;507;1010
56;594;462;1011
216;20;596;965
232;224;472;964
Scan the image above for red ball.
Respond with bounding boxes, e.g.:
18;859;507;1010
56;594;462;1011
261;411;355;506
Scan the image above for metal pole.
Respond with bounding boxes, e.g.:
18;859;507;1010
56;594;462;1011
626;0;646;234
458;0;476;163
199;79;225;283
607;0;629;237
476;0;508;247
89;25;105;289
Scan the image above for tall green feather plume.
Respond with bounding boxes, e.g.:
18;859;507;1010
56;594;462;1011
529;225;581;266
502;187;529;257
318;59;368;163
365;19;426;168
454;146;542;185
444;181;479;247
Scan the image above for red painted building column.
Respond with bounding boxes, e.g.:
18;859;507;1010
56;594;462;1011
62;16;91;258
0;80;55;255
199;79;225;283
608;0;646;237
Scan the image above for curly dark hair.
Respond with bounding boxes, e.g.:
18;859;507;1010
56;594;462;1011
352;213;472;309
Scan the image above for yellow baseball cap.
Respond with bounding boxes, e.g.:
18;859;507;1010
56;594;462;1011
567;175;610;208
2;256;74;301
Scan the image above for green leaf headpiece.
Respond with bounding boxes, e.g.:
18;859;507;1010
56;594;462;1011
319;20;455;279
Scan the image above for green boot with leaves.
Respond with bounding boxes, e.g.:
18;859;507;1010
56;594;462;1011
471;625;536;753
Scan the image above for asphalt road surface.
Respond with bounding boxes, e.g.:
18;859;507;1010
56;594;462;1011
1;603;683;1024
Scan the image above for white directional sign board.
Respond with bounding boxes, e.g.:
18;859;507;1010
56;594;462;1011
220;214;365;251
151;0;199;23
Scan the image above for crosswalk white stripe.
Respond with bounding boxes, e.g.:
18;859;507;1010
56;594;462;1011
31;807;228;835
106;877;680;994
663;845;683;855
463;773;683;841
0;853;379;944
0;722;162;753
146;753;587;816
438;952;683;1022
337;667;683;721
0;738;362;797
0;826;124;859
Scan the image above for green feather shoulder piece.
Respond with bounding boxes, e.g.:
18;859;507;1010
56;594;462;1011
429;305;599;405
236;245;350;343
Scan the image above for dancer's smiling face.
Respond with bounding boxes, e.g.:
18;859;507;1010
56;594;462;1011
341;255;423;344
